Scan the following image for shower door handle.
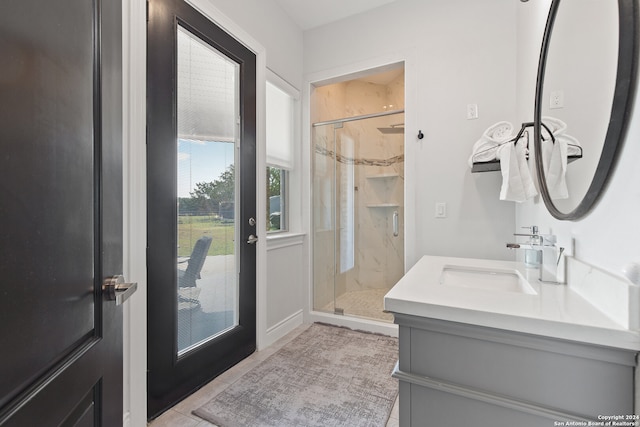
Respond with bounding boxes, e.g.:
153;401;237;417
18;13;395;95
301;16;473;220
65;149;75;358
393;211;399;237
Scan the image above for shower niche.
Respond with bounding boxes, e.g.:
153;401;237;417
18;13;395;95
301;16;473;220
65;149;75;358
312;63;405;323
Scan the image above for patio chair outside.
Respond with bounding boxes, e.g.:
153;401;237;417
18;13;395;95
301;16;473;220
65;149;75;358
178;235;212;288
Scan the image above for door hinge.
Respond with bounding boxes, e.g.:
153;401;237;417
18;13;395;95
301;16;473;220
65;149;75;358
146;0;150;22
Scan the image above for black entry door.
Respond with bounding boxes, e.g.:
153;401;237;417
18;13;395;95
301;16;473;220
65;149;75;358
0;0;124;425
147;0;257;418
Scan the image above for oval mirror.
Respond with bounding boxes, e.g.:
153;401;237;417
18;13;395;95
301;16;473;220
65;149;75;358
534;0;637;220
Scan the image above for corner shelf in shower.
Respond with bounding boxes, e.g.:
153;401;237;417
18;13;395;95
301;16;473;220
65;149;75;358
366;173;400;179
366;203;400;208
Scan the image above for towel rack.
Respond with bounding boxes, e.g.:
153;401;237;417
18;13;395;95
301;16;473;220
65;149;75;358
471;122;582;173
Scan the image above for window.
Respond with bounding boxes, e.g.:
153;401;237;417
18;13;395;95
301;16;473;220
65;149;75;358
266;79;295;232
267;166;286;231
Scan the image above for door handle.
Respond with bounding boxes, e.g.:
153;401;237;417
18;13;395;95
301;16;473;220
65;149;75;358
247;234;258;245
103;275;138;305
393;211;399;237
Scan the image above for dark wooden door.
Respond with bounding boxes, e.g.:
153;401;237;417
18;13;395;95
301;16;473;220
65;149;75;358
0;0;124;425
147;0;257;418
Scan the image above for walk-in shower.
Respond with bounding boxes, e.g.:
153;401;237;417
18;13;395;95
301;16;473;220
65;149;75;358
312;60;404;322
312;108;405;323
311;65;405;323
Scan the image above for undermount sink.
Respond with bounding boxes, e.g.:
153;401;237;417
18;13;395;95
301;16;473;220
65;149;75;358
440;265;537;295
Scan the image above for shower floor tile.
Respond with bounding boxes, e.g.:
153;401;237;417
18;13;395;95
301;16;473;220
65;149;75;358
322;288;394;322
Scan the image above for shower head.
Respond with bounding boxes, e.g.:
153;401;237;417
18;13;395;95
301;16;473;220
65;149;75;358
377;123;405;134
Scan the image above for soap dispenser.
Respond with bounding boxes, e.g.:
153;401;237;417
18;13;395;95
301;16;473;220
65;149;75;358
521;226;542;268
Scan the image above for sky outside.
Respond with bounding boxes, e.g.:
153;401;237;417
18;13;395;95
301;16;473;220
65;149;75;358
178;139;235;198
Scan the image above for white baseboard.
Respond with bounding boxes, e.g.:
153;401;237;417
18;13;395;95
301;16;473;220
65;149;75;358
263;310;304;349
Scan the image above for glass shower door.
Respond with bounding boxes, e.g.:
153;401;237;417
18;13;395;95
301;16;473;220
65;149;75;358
312;123;337;315
312;112;405;322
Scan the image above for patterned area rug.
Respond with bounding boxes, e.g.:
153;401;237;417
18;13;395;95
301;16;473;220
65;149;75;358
193;323;398;427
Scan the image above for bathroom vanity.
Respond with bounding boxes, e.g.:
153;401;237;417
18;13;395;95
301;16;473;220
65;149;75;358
384;256;640;426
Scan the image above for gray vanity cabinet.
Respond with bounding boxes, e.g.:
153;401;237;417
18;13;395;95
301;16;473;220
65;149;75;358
393;313;637;427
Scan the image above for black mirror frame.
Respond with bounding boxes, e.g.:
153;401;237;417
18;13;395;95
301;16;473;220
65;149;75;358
534;0;639;220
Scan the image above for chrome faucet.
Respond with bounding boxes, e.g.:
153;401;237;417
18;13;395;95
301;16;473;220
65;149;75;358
507;228;565;284
513;225;541;245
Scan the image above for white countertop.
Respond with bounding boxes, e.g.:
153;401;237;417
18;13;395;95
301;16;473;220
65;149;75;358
384;255;640;351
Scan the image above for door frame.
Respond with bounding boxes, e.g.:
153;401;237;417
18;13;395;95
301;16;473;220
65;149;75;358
122;0;267;423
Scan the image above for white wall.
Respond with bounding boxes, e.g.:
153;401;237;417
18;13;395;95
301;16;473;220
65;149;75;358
304;0;519;270
205;0;303;88
264;235;305;346
516;0;551;122
516;0;640;280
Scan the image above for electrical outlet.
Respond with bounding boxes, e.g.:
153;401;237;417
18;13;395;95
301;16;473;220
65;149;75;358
435;202;447;218
549;90;564;109
466;104;478;120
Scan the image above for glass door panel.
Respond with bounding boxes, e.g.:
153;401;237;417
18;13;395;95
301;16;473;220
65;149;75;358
312;113;405;322
176;25;238;354
312;123;337;314
336;115;404;322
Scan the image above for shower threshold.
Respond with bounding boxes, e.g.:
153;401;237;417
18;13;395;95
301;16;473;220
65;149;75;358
322;288;394;323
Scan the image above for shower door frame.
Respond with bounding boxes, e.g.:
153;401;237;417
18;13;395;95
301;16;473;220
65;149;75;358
311;109;405;325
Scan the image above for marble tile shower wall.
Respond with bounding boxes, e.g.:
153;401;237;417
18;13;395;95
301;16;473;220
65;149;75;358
341;121;404;294
313;74;405;313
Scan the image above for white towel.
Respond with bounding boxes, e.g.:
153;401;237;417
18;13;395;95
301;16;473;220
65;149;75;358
540;117;581;199
542;136;568;199
497;136;538;202
564;134;582;157
516;136;538;200
541;116;567;137
468;121;537;202
467;121;514;167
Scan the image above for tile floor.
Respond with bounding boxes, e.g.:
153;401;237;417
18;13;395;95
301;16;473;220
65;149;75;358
322;288;395;322
148;323;400;427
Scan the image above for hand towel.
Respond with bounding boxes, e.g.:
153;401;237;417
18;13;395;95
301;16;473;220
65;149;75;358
541;136;569;199
497;143;523;201
515;135;538;200
540;117;582;199
497;136;537;202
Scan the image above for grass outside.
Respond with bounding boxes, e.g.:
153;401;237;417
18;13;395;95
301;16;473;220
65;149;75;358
178;215;235;257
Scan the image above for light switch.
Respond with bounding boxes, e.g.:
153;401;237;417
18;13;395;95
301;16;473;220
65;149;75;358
435;202;447;218
466;104;478;120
